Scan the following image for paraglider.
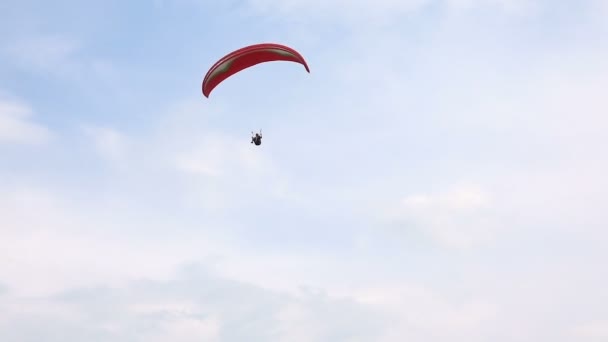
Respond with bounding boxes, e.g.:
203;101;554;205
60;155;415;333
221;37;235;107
201;43;310;98
251;130;262;145
201;43;310;146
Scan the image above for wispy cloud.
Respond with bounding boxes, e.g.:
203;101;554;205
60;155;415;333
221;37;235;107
0;265;385;342
353;285;498;341
3;34;80;73
246;0;431;19
386;183;497;249
2;33;120;88
572;319;608;340
1;0;607;340
445;0;537;13
0;97;51;145
244;0;537;26
82;125;129;162
175;134;274;177
0;283;8;296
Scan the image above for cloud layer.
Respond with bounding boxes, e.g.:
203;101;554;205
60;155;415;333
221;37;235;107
1;0;607;340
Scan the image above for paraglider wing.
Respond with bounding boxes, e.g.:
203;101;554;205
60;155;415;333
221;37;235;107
202;43;310;98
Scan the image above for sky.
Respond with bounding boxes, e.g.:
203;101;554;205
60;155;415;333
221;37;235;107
1;0;607;340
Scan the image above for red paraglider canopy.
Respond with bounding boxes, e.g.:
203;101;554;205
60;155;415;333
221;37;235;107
202;43;310;98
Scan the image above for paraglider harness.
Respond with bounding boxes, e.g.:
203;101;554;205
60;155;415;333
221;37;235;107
251;130;262;145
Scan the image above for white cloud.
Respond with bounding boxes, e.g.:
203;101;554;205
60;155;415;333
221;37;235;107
0;98;51;145
146;316;221;342
572;319;608;340
2;33;119;85
446;0;537;13
152;98;299;210
3;34;80;73
0;183;236;297
172;132;297;213
590;0;608;20
82;125;129;162
244;0;537;24
175;134;273;177
0;265;385;341
353;285;498;341
247;0;431;18
1;1;607;341
0;264;503;342
387;183;497;249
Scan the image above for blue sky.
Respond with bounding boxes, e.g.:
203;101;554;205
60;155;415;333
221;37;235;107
1;0;608;341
